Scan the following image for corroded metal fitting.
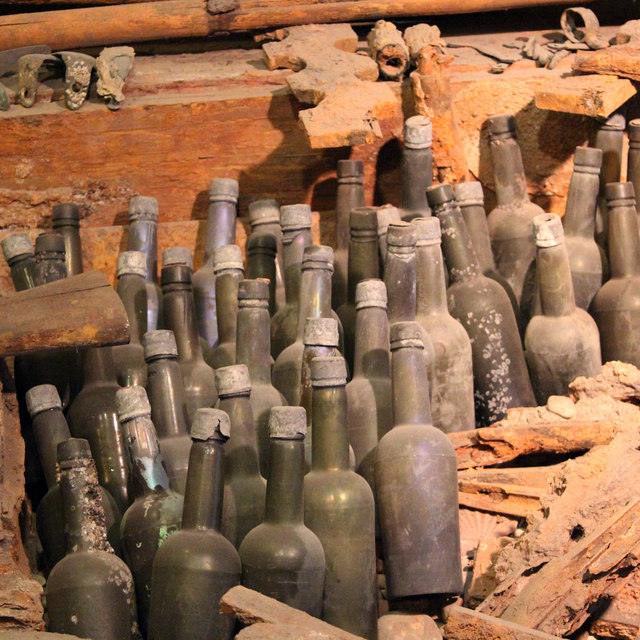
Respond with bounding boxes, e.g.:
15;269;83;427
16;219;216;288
303;317;339;347
390;321;424;350
215;364;251;396
404;115;432;149
209;178;239;203
453;181;484;207
129;196;159;221
26;384;61;417
269;406;307;439
311;355;348;387
355;278;387;310
280;204;312;231
248;199;280;226
143;330;178;360
117;250;147;278
213;244;243;274
533;213;564;248
191;408;231;442
57;51;96;111
115;386;151;422
302;245;334;271
162;247;193;270
413;217;441;247
2;233;34;262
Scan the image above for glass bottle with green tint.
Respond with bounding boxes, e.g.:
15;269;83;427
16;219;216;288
401;115;432;221
34;232;67;285
2;233;36;291
52;202;83;276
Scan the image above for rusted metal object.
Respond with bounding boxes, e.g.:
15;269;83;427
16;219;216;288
367;19;409;81
95;45;134;110
18;53;59;108
56;51;95;110
560;6;608;50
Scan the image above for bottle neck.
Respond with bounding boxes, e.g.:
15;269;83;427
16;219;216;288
204;201;237;263
435;202;482;282
392;345;432;425
162;283;204;362
252;221;281;240
401;147;432;212
32;408;71;489
336;181;365;251
459;203;495;272
128;219;158;283
236;306;271;384
594;128;623;186
147;357;189;438
296;268;333;339
536;243;576;317
490;135;528;205
311;386;350;471
384;249;416;323
347;231;379;303
608;203;640;278
265;439;304;524
416;243;448;315
9;255;37;291
219;394;261;476
82;347;118;386
116;274;147;345
282;229;312;305
181;440;225;531
35;255;67;285
215;270;242;344
563;166;600;238
353;306;390;378
54;223;83;276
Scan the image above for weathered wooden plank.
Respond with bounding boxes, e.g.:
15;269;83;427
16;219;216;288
457;466;555;488
458;481;542;518
573;44;640;82
591;567;640;640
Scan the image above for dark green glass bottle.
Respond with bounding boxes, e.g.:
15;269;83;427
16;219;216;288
52;202;83;276
34;232;67;285
401;115;432;221
2;233;37;291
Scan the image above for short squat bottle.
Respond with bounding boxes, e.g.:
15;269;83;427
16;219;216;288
239;407;325;616
304;357;377;638
143;330;192;493
400;115;433;221
113;251;148;387
45;438;138;640
628;120;640;216
192;178;239;349
52;202;83;276
525;214;601;403
148;409;241;640
116;386;184;638
591;183;640;367
2;233;36;291
34;232;67;285
375;322;462;600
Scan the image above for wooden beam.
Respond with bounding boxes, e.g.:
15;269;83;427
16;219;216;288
573;44;640;83
458;480;543;518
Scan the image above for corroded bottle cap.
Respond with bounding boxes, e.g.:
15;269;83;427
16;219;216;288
311;355;347;387
161;264;192;286
117;250;147;278
573;146;603;168
302;244;334;270
413;217;441;246
337;159;364;182
115;386;152;422
533;213;564;248
26;384;61;417
600;112;626;131
191;408;230;442
269;406;307;439
487;113;516;137
2;233;33;262
356;278;387;310
213;244;244;274
238;278;269;302
52;203;80;224
376;205;401;236
280;204;312;231
35;233;65;254
404;115;432;149
162;247;193;270
386;222;417;248
629;119;640;142
143;329;178;360
129;196;159;221
57;437;92;466
303;317;339;347
215;364;251;396
453;181;484;206
249;199;280;226
350;207;378;231
209;178;239;202
605;182;635;202
390;321;424;350
426;183;455;209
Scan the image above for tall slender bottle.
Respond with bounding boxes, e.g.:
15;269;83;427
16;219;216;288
127;196;162;332
239;406;325;616
413;216;475;432
304;356;377;638
116;386;184;638
68;347;131;514
525;214;601;403
273;245;335;406
2;233;36;291
336;207;379;370
161;264;217;422
562;146;605;310
52;202;83;276
376;205;402;266
591;182;640;367
113;251;148;388
34;232;67;284
486;114;543;316
26;384;121;570
143;330;192;493
209;244;244;369
216;365;266;548
45;438;139;640
247;233;278;317
346;279;392;493
235;279;286;479
334;159;366;310
628;120;640;215
271;204;313;358
192;178;239;349
375;322;462;600
400;115;432;221
427;183;535;427
148;408;241;640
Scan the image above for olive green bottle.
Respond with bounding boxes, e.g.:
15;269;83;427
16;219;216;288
113;251;148;388
305;356;377;638
239;406;325;616
216;365;266;548
148;409;241;640
1;233;36;291
235;279;286;479
143;330;192;493
34;232;67;284
247;233;278;318
628;120;640;216
52;202;83;276
45;438;139;640
401;115;432;221
376;205;402;266
375;322;462;600
116;386;184;638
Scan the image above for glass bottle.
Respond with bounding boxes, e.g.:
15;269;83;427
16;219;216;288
346;279;392;494
26;384;121;570
247;233;278;318
334;159;366;310
161;264;218;422
2;233;36;291
208;244;244;369
52;202;83;276
148;409;241;640
116;386;184;638
270;204;313;358
413;216;475;432
304;356;377;638
562;146;606;310
239;406;325;616
113;251;148;388
142;330;192;493
235;279;286;480
628;119;640;215
162;246;193;271
192;178;239;349
336;207;379;371
375;321;462;599
591;182;640;367
427;183;535;427
376;204;402;267
45;438;139;640
400;115;432;221
216;365;266;548
67;347;131;514
34;232;67;284
127;195;162;332
525;214;602;403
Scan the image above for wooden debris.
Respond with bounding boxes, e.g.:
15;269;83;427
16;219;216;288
590;567;640;640
573;44;640;82
458;480;542;518
466;537;509;608
235;622;334;640
458;466;555;489
378;613;442;640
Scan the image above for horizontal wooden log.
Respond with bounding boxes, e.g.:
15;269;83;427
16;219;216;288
0;271;129;356
458;481;543;518
458;466;555;488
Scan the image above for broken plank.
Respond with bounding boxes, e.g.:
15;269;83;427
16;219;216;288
573;45;640;83
236;622;334;640
458;466;556;488
458;481;542;518
590;566;640;640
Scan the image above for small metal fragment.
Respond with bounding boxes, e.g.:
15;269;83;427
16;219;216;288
96;46;135;111
560;7;609;50
18;53;59;108
56;51;96;111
